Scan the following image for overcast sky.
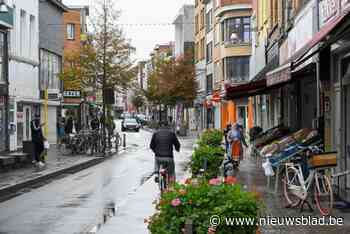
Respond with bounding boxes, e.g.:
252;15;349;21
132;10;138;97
63;0;194;61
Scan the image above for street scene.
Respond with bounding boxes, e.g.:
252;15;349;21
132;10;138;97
0;0;350;234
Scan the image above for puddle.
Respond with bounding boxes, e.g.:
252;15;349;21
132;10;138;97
77;202;116;234
140;172;153;186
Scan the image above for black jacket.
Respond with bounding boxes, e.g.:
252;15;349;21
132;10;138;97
150;127;180;158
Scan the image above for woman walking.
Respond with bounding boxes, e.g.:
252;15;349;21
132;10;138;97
228;123;248;166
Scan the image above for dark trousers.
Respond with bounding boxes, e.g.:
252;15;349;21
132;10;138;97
33;141;44;162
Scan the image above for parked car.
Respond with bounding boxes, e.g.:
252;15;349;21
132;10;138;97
121;118;140;132
136;114;148;126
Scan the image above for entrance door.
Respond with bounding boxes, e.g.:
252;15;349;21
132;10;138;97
23;106;32;141
0;105;5;151
237;106;248;130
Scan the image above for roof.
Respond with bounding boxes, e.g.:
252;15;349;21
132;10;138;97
47;0;69;12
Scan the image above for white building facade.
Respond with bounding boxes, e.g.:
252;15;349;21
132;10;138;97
8;0;40;151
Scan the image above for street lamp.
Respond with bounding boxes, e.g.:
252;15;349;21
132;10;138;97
0;1;8;13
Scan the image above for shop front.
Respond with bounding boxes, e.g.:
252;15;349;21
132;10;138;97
0;26;11;152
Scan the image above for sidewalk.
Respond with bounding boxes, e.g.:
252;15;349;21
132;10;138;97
0;146;106;201
97;148;350;234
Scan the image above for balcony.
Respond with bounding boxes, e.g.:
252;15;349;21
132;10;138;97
215;0;252;18
220;0;251;7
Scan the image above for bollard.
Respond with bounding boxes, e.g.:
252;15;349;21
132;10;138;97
123;133;126;149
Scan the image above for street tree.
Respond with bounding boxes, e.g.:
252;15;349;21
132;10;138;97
60;0;136;153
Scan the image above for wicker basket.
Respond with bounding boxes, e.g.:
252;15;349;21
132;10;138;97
308;152;337;168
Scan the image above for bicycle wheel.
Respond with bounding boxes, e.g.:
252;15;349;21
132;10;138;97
314;172;333;216
283;166;302;208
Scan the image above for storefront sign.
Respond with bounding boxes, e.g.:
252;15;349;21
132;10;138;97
63;90;81;98
266;64;291;87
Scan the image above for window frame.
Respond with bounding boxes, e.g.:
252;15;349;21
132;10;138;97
222;17;251;44
206;42;213;64
225;56;250;82
67;23;75;40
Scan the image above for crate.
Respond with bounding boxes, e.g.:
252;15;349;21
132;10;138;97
308;152;337;168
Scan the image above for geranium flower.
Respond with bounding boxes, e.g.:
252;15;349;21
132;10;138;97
171;198;182;207
209;178;222;186
224;176;237;185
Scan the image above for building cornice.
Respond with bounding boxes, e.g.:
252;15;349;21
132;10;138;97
215;4;252;18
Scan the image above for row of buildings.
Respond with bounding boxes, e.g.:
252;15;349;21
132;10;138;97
0;0;89;152
136;0;350;197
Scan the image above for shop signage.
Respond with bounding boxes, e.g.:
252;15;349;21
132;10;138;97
63;90;81;98
266;64;291;87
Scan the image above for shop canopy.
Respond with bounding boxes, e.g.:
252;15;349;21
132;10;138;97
266;11;349;87
225;78;267;100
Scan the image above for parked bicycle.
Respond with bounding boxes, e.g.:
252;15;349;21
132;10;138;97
283;145;335;215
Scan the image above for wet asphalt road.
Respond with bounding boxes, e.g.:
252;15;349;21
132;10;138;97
0;121;194;234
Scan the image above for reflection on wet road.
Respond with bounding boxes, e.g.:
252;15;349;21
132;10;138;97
0;122;165;234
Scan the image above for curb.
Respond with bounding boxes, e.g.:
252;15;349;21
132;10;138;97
0;155;112;202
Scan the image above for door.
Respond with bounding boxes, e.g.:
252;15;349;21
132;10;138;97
23;106;32;141
237;106;248;131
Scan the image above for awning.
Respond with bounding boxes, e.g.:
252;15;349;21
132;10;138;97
266;11;349;87
225;78;266;100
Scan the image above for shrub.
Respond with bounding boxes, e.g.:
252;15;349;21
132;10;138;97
190;145;224;180
147;179;262;234
198;129;224;147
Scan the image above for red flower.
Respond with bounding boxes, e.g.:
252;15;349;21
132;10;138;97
208;226;216;234
224;176;237;185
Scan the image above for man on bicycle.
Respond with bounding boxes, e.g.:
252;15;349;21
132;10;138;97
150;121;180;184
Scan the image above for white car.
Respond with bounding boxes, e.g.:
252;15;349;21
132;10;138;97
121;118;140;132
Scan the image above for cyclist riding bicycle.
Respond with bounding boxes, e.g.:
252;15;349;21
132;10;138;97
150;120;180;184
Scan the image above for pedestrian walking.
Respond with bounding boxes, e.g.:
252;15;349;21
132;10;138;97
65;116;74;134
223;123;232;155
31;113;45;167
57;117;65;144
227;123;248;166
